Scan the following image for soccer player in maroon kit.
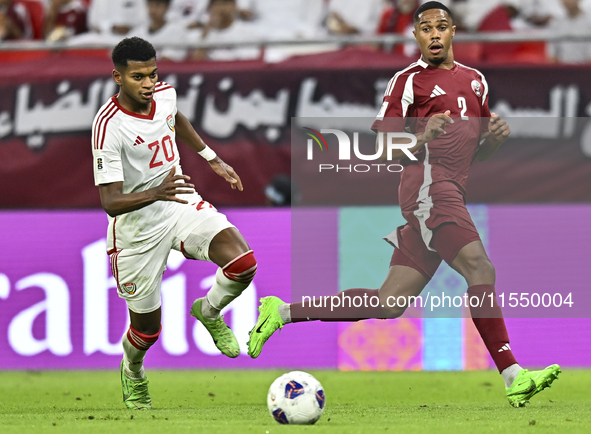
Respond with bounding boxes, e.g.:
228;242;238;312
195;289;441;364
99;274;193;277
247;1;560;408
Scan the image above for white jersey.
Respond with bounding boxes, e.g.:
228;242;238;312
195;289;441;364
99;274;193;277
92;82;187;254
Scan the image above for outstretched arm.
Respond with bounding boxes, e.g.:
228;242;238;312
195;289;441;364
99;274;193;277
175;110;243;191
99;166;194;217
476;113;511;161
175;110;208;153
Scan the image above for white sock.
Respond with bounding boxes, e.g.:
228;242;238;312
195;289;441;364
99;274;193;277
207;267;249;311
201;295;221;320
501;363;522;388
122;333;147;378
278;303;291;324
123;364;146;380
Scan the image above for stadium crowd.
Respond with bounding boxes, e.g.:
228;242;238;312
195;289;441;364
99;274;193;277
1;0;590;62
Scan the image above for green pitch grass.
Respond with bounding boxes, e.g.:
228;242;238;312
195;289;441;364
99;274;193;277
0;369;589;434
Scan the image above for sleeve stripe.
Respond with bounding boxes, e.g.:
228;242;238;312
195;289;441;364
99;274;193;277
386;73;402;96
480;74;489;106
385;61;419;96
92;102;112;149
99;107;119;150
154;86;173;93
95;104;117;150
385;77;396;97
401;72;418;118
93;102;116;150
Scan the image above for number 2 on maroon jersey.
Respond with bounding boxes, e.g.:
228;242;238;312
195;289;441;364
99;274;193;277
148;135;175;169
457;97;469;120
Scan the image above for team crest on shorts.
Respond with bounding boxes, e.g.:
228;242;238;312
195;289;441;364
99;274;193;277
121;282;136;295
167;114;175;132
471;80;482;97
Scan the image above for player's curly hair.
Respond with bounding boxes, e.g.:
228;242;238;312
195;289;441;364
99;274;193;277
111;37;157;67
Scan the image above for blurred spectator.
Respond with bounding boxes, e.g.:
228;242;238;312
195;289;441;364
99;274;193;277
378;0;419;56
477;1;518;33
235;0;255;21
476;0;549;62
45;0;88;42
378;0;418;34
436;0;466;30
296;0;328;38
68;0;148;46
462;0;558;31
0;0;36;40
264;175;295;207
517;0;558;27
459;0;499;31
326;0;384;35
251;0;330;63
251;0;326;39
166;0;208;29
547;0;591;63
87;0;148;36
164;0;255;29
131;0;188;61
203;0;255;21
196;0;264;61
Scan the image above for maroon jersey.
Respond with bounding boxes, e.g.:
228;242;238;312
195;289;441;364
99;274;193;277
372;58;491;212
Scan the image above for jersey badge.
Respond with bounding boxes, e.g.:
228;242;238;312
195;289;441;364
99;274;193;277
471;80;482;97
95;156;107;173
167;114;175;132
133;136;145;146
121;282;136;295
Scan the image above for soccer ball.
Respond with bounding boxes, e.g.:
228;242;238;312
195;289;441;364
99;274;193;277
267;371;326;425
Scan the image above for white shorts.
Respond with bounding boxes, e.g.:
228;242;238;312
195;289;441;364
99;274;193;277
110;200;235;314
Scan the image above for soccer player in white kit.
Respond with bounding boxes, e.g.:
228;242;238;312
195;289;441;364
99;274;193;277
92;37;257;410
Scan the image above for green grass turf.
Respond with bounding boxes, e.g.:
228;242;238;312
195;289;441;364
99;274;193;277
0;369;589;434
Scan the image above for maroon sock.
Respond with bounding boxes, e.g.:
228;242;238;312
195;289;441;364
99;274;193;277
291;288;386;322
468;284;518;372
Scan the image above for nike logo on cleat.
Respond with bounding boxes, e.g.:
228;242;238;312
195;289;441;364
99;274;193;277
256;317;269;333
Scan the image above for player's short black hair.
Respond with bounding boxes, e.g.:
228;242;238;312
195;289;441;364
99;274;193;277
111;37;157;68
413;1;453;23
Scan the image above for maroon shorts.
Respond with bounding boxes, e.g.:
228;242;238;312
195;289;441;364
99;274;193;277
385;196;481;279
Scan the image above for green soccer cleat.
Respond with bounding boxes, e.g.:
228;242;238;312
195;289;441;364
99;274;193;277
247;296;285;358
120;360;152;410
190;297;240;358
506;364;561;408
